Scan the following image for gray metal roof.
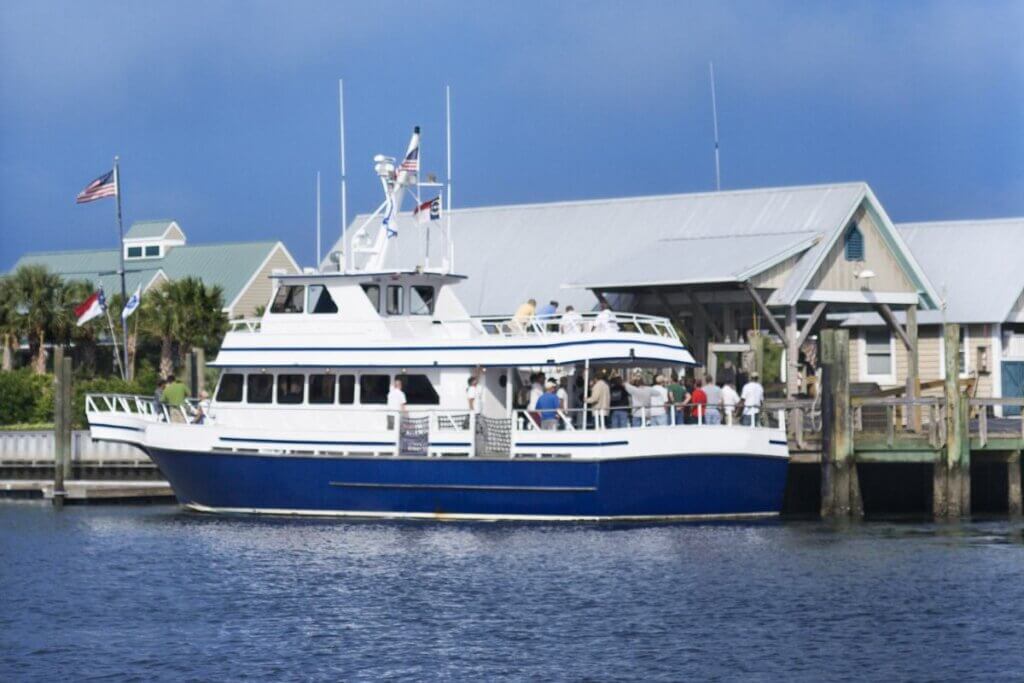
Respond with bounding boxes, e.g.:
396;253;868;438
838;217;1024;326
125;220;177;240
328;182;918;315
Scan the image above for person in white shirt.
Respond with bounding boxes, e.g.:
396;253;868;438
387;378;407;412
740;372;765;425
721;382;741;424
556;378;570;412
647;375;669;426
560;305;583;334
593;301;619;333
623;373;653;427
466;375;483;414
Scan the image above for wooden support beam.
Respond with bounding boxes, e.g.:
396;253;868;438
906;306;920;432
742;282;787;341
683;291;724;341
795;302;827;349
936;323;969;518
874;303;913;350
1009;450;1022;517
820;328;863;519
786;306;799;398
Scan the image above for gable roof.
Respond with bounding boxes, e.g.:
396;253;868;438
10;240;288;309
327;181;939;315
125;219;181;240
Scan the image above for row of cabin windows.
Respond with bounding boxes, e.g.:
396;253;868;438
126;245;161;259
215;372;439;405
268;283;436;316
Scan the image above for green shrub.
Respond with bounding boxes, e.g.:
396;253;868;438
72;376;149;429
0;369;54;425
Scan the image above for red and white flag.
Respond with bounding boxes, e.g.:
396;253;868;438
75;290;106;327
413;196;442;225
76;170;117;204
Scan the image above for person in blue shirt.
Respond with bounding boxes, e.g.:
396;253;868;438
536;300;558;331
535;381;561;430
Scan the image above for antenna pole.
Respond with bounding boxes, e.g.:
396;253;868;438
445;84;454;272
339;79;348;272
316;171;322;269
709;62;721;192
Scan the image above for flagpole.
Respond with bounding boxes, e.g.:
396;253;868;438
113;156;130;380
105;303;126;381
445;84;453;273
338;79;348;273
316;171;322;269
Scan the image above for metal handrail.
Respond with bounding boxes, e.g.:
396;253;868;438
228;318;262;333
512;405;767;431
474;311;679;340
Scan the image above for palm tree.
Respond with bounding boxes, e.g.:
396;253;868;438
9;265;64;373
0;275;21;371
140;285;177;378
140;278;226;378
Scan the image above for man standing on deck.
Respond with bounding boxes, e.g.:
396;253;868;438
466;375;483;414
740;372;764;426
703;374;723;425
388;378;407;412
624;373;652;427
163;375;188;423
536;382;561;430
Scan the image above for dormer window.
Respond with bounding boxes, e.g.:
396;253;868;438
145;245;160;257
125;243;162;259
127;246;143;259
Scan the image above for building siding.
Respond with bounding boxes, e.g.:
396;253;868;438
229;246;299;318
749;252;804;290
808;205;915;294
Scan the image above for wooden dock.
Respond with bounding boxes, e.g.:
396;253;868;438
0;479;175;502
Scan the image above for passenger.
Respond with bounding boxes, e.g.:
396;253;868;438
703;374;723;425
536;381;561;430
719;360;737;389
608;375;631;429
586;370;610;430
624;372;652;427
560;305;583;334
537;300;558;319
721;381;741;424
594;301;619;333
648;375;669;426
667;373;689;425
163;375;188;423
153;378;166;420
387;378;407;412
466;375;483;414
528;373;545;425
557;377;570;412
740;371;765;425
195;390;212;425
512;298;537;333
690;378;708;424
682;377;696;424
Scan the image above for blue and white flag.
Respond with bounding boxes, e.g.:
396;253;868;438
122;284;141;320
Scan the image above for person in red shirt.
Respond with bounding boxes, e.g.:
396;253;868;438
690;377;708;423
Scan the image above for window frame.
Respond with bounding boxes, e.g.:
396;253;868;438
844;223;865;262
215;373;245;403
270;285;306;314
385;285;404;316
409;285;435;316
308;374;336;405
858;328;896;385
126;246;143;259
246;373;274;404
275;373;305;405
359;374;390;404
337;374;356;404
144;244;161;258
308;284;339;314
395;373;440;405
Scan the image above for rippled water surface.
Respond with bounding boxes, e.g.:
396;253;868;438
2;503;1023;681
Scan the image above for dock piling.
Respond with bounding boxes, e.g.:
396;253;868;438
51;347;72;507
820;329;863;519
1009;450;1022;517
935;324;969;519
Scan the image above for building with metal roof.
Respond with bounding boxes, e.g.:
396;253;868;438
838;218;1024;413
11;220;300;318
324;181;941;397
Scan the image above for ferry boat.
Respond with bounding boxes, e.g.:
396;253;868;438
85;127;790;521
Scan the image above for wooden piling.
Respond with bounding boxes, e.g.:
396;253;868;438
195;348;206;395
906;306;921;432
1008;450;1022;517
52;346;67;507
820;329;862;519
60;355;72;484
936;323;969;518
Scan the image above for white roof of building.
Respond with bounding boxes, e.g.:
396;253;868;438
840;217;1024;326
326;181;939;316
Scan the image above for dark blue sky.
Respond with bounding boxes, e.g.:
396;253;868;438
2;1;1022;270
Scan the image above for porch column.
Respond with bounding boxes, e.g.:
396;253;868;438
786;306;799;398
906;306;920;432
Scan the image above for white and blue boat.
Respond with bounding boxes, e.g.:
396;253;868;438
86;127;789;521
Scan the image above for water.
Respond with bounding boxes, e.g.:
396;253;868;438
2;503;1023;681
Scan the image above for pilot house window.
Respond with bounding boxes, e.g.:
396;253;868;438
386;285;403;315
308;285;338;314
361;284;380;312
410;286;435;315
270;285;305;313
247;374;273;403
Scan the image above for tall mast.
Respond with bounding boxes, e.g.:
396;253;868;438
316;171;321;269
445;84;454;272
709;62;721;191
338;79;348;272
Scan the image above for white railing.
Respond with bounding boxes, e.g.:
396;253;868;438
86;393;203;425
474;311;679;340
228;318;262;333
513;405;772;431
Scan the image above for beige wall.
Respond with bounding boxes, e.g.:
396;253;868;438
750;251;804;290
230;245;300;318
808;205;915;294
847;324;998;397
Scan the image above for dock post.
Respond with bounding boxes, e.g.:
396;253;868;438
937;323;968;518
1008;450;1022;517
819;329;862;519
61;354;73;484
52;346;67;507
185;351;195;398
195;348;206;395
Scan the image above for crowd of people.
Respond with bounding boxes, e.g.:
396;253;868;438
154;375;212;424
518;367;765;430
511;299;620;333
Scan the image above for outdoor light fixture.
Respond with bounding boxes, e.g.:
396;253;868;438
856;269;876;280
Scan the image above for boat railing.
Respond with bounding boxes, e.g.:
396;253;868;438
228;318;262;333
474;311;679;340
513;405;779;431
86;393;207;426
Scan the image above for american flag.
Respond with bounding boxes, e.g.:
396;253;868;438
400;146;419;173
76;170;117;204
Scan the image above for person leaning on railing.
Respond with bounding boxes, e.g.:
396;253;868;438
536;382;561;430
703;374;723;425
586;371;610;429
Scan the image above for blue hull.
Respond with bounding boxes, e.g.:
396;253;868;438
147;448;789;520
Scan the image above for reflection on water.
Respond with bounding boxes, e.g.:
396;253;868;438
2;502;1023;681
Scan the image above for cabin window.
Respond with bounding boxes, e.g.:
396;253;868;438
410;286;435;315
308;374;335;404
216;373;244;402
360;374;390;404
126;246;143;259
144;245;161;257
361;284;380;312
396;374;440;405
844;224;864;261
270;285;305;313
386;285;403;315
337;374;355;404
276;374;305;404
247;374;273;403
864;329;892;376
308;285;338;314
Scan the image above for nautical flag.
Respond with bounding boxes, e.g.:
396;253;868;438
122;284;141;320
75;289;106;326
413;196;442;225
400;145;419;173
76;170;117;204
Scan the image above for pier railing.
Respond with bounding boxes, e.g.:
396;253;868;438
970;397;1024;446
475;311;679;340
